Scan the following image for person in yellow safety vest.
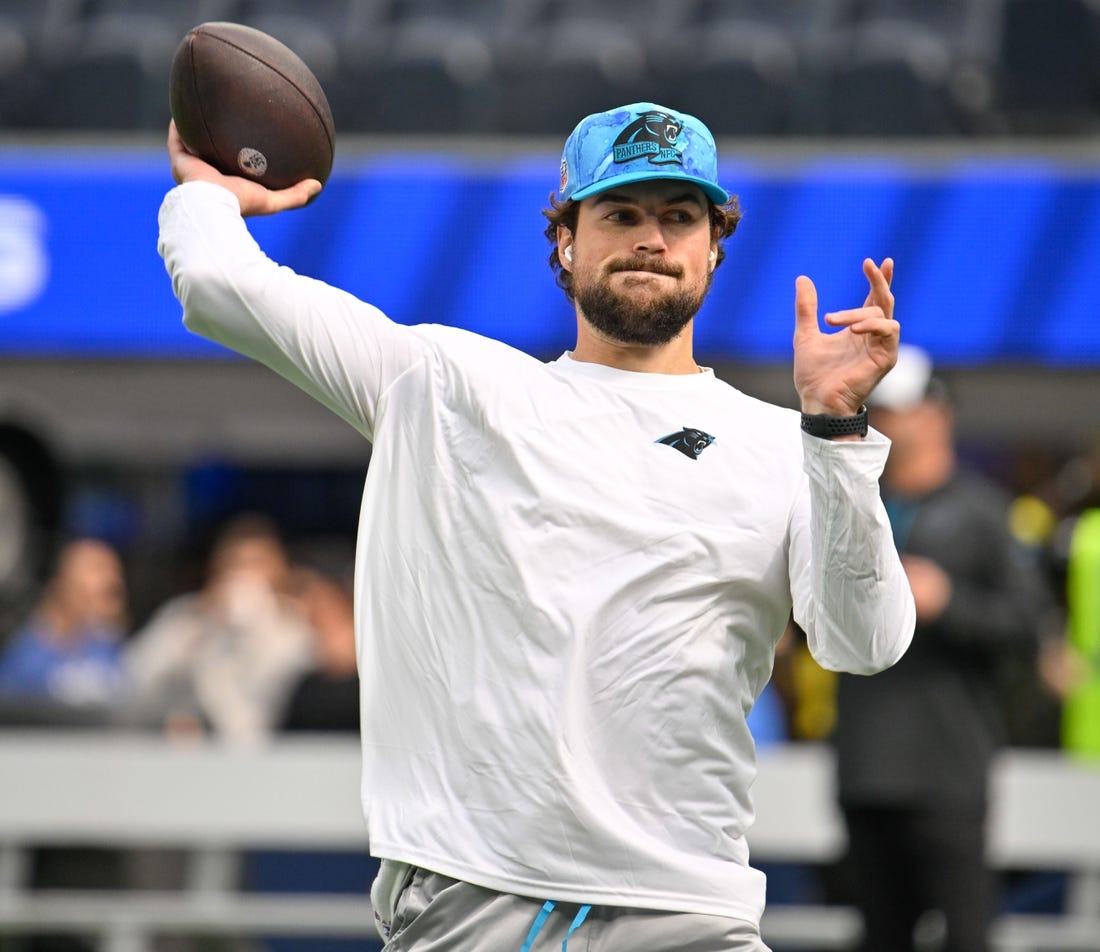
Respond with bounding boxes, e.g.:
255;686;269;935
1064;508;1100;757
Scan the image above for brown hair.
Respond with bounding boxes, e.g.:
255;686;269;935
541;192;743;302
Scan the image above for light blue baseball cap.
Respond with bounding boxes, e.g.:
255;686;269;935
558;102;730;205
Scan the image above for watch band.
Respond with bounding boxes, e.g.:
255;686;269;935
800;405;868;439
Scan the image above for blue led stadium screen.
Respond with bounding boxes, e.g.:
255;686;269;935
0;148;1097;365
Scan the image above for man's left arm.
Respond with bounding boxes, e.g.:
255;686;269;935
788;257;915;673
790;433;916;674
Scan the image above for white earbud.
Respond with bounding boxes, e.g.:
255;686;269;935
709;250;717;262
564;246;573;262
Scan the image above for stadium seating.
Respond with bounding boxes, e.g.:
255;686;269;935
994;0;1100;134
649;1;849;137
0;0;1097;137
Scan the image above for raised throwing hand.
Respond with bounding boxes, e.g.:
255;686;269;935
167;120;321;217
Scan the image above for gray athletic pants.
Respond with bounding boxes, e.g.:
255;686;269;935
374;862;772;952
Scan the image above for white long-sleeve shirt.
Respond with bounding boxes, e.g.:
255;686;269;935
158;181;914;925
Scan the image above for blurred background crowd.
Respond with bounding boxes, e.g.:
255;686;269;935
2;2;1100;952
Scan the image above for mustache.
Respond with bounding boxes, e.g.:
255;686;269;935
607;256;684;278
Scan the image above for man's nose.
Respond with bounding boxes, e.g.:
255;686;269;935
632;217;668;255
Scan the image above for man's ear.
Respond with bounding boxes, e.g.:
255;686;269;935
557;226;573;270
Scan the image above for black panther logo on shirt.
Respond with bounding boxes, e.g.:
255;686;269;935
612;111;684;166
655;428;715;460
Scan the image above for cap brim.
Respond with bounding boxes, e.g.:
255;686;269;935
568;169;730;205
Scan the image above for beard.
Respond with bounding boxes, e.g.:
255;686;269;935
573;256;711;346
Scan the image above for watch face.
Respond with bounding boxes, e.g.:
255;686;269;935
0;454;31;591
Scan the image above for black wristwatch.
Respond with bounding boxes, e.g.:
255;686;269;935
800;405;868;439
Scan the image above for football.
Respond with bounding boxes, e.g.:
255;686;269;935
169;21;335;191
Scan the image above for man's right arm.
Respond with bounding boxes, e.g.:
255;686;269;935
157;178;428;440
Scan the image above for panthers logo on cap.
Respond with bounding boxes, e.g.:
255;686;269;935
612;111;684;166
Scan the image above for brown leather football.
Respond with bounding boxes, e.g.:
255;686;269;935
169;21;335;191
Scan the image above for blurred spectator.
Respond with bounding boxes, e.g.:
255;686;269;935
990;434;1100;757
0;421;65;639
0;536;129;952
772;621;840;744
250;568;372;952
124;513;313;742
832;345;1049;952
1052;435;1100;516
279;568;359;733
1046;438;1100;757
0;537;128;707
1061;515;1100;753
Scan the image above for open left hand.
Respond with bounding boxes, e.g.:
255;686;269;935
793;258;899;415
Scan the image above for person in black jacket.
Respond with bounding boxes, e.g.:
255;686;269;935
833;345;1048;952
